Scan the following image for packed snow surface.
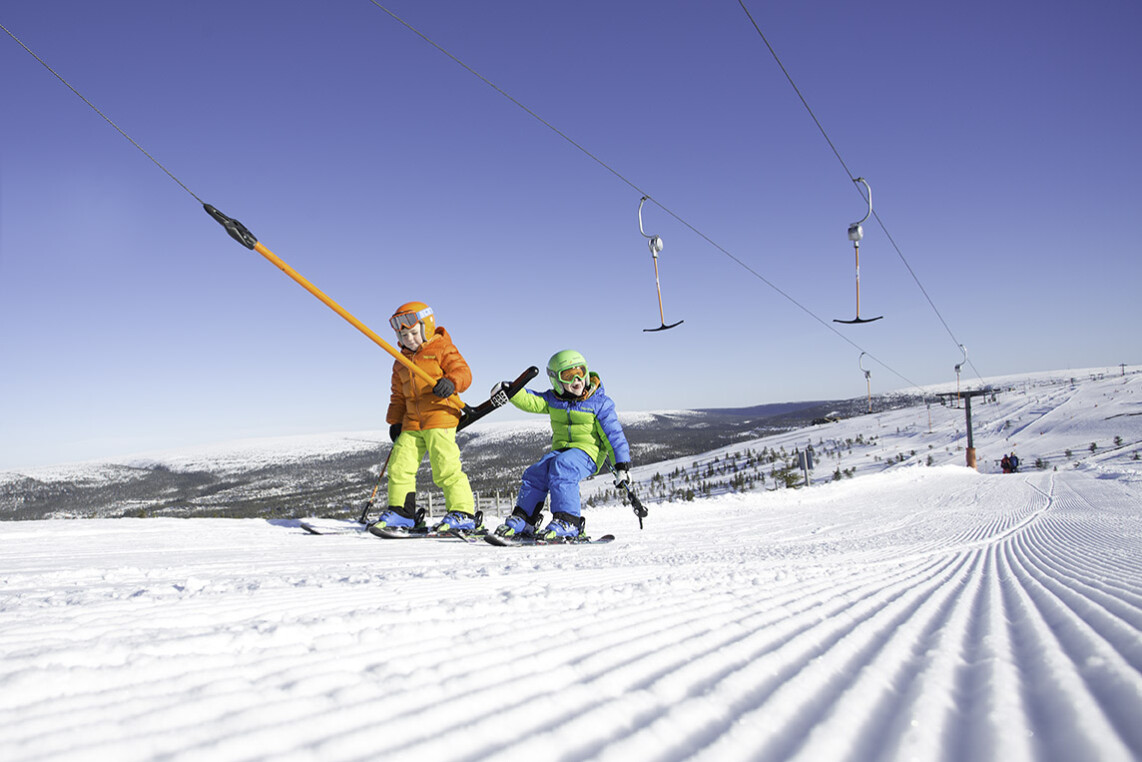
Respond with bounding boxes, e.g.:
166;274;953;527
2;369;1141;761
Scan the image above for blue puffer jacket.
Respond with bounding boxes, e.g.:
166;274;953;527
509;372;631;472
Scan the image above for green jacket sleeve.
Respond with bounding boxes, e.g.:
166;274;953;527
509;388;549;415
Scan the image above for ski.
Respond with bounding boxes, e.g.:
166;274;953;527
457;365;539;431
483;533;615;547
367;524;488;541
299;518;372;535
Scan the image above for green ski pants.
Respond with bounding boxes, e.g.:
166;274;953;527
386;427;475;514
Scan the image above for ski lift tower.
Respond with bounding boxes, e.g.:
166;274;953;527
936;387;994;470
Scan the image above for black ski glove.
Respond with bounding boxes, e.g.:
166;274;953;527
613;461;632;488
389;423;402;442
432;378;456;398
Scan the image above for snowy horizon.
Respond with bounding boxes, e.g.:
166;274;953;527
3;363;1135;483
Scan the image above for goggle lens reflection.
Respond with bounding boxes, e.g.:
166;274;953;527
390;307;433;332
558;366;587;383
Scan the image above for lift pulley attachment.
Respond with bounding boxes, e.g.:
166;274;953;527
638;196;683;332
954;344;968;403
835;177;883;325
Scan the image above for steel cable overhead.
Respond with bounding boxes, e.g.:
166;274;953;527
737;0;984;383
1;21;482;413
6;9;955;398
364;3;932;393
0;22;204;206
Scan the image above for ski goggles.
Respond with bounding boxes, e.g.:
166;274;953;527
556;365;587;384
389;306;433;332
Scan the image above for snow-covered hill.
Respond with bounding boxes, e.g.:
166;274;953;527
0;402;798;520
4;366;1138;522
1;367;1140;761
597;366;1142;506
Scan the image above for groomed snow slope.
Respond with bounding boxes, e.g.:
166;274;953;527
2;370;1141;761
2;470;1140;761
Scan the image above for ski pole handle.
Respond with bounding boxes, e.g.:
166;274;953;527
626;487;647;530
606;459;648;529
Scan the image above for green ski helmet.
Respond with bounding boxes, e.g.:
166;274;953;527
547;349;589;394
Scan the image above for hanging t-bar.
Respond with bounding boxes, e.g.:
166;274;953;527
835;177;883;324
639;196;683;332
859;352;873;412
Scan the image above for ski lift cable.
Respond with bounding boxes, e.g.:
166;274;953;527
0;22;204;207
0;22;472;409
736;1;983;384
366;2;646;200
367;1;822;311
2;17;927;397
870;209;984;381
365;4;929;392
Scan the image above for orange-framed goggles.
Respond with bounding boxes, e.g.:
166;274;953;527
390;306;432;332
557;365;587;384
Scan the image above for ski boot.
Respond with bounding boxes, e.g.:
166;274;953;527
369;494;424;536
538;512;585;542
432;509;484;534
493;506;540;539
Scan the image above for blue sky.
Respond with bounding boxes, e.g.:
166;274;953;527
2;0;1139;470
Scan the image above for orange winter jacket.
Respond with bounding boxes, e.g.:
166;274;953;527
386;326;472;431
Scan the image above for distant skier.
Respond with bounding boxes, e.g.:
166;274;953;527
1008;452;1020;473
375;301;480;533
491;349;632;541
1001;454;1012;474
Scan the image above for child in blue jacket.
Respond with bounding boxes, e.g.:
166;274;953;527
493;349;631;540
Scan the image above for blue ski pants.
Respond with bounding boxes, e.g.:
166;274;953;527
516;448;596;518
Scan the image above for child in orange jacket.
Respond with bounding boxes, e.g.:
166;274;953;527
376;301;479;533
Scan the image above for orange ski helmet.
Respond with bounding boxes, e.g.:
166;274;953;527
389;301;435;339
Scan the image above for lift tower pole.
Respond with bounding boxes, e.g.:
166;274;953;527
935;388;994;470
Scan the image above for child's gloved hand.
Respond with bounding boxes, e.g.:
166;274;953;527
432;378;456;398
613;462;632;488
389;423;402;442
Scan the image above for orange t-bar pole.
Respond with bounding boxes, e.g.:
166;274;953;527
249;240;435;385
204;204;463;408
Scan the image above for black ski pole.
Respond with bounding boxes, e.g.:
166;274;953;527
606;459;648;529
357;447;393;524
